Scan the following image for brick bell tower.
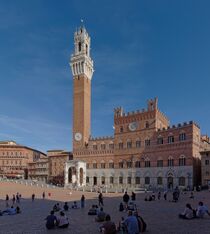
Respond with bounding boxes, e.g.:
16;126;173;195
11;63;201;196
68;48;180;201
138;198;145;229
70;26;94;150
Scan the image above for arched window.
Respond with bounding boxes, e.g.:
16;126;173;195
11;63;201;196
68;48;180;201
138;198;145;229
135;177;140;184
145;177;150;185
86;176;90;184
110;176;114;184
145;158;151;167
157;159;163;167
136;139;141;148
101;143;106;150
119;177;123;184
168;134;174;143
101;176;105;185
127;177;132;184
93;161;97;169
101;161;105;169
119;161;124;168
127;140;132;149
127;160;132;168
119;142;123;149
179;155;186;166
157;136;163;144
135;161;141;168
157;177;163;185
120;126;123;133
109;161;114;168
179;177;185;186
85;44;88;55
179;132;186;141
168;156;174;167
109;143;114;149
78;42;81;52
93;144;97;150
145;139;150;147
145;121;149;128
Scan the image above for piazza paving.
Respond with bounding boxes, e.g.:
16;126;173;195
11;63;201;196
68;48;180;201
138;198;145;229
0;181;210;234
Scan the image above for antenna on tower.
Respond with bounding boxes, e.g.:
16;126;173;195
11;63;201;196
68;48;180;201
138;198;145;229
80;19;84;27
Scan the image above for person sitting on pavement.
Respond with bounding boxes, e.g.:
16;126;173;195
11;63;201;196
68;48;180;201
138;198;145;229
144;195;152;201
95;207;106;222
53;203;61;212
179;203;195;219
45;210;57;230
119;202;124;212
88;205;98;215
131;192;136;201
124;210;139;234
57;211;69;228
99;214;117;234
72;201;79;209
196;201;210;218
2;206;17;215
127;202;136;211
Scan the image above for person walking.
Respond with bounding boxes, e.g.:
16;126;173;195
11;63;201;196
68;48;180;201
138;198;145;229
16;193;20;203
42;191;45;199
12;194;16;205
32;193;35;202
163;190;167;200
5;194;9;207
123;192;130;210
98;192;104;206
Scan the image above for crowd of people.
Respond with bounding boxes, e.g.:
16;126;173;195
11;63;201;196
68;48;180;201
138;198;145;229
45;194;86;230
1;188;210;233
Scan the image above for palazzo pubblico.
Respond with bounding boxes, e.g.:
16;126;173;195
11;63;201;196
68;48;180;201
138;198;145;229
1;25;209;191
64;26;207;191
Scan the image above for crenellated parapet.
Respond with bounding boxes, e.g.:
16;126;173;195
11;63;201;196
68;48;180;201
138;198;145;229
157;121;200;132
89;136;114;141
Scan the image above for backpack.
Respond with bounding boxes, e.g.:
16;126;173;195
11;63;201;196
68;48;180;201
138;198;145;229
137;216;147;232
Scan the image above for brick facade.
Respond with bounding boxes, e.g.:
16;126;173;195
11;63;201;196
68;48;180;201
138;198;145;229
70;27;204;190
0;141;46;179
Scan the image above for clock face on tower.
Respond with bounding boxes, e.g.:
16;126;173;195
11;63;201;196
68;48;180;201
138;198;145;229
74;132;82;141
128;122;138;131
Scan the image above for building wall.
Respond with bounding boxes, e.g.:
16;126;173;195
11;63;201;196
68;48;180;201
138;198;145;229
201;151;210;186
73;112;200;189
70;27;203;190
28;158;49;182
0;141;46;179
48;150;73;185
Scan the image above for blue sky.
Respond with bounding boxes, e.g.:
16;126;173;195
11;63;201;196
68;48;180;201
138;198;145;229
0;0;210;153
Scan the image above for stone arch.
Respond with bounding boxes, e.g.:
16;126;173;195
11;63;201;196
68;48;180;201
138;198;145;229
143;170;152;178
156;170;163;177
68;167;76;184
166;171;174;189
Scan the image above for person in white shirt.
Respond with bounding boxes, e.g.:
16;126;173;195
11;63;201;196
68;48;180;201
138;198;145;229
196;201;210;218
57;211;69;228
179;203;194;219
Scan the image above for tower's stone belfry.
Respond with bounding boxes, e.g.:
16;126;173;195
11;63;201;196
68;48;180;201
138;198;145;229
70;26;94;150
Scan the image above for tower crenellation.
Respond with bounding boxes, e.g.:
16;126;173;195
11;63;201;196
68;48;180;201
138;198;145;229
70;26;94;80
